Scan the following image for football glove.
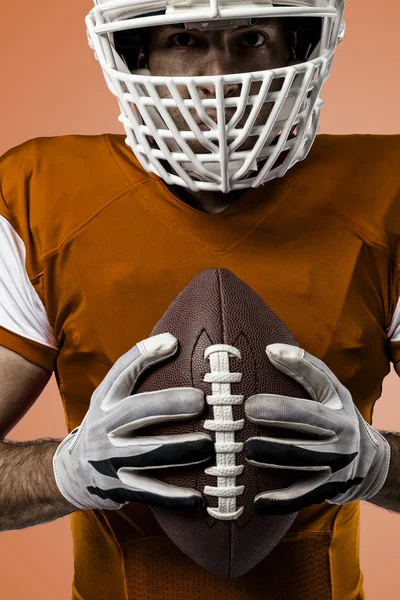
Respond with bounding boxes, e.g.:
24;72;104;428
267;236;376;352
53;332;213;511
244;343;391;515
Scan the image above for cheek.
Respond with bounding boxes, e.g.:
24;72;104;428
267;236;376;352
148;49;186;76
147;50;165;75
241;46;290;72
148;48;208;77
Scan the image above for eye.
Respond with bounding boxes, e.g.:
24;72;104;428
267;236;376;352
240;31;267;47
171;32;197;47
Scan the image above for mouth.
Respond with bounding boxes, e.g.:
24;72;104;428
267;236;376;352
196;111;217;131
196;110;236;131
198;123;211;132
196;123;298;140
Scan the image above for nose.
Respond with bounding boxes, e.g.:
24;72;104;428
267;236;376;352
198;81;241;99
197;53;242;99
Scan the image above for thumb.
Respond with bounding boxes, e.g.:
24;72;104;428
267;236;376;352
265;344;343;410
95;333;178;410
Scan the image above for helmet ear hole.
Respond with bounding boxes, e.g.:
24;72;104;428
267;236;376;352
287;17;322;61
114;29;145;71
137;49;148;70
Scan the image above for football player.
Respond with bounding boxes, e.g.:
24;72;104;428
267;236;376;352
0;0;399;598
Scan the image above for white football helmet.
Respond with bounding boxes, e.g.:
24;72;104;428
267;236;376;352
86;0;346;192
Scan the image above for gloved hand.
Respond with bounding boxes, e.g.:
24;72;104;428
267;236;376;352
53;332;213;511
244;343;391;515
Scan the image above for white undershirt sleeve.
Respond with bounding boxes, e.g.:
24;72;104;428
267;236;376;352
386;297;400;345
0;215;56;349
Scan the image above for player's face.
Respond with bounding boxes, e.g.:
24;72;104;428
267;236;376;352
145;19;293;152
147;19;291;76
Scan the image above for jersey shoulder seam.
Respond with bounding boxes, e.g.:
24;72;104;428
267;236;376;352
102;133;152;189
292;179;398;266
41;184;134;262
41;135;150;263
328;205;398;264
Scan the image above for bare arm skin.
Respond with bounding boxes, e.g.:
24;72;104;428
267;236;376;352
0;345;76;531
366;360;400;513
0;438;77;530
367;430;400;514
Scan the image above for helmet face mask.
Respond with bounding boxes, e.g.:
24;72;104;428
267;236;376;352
86;0;346;192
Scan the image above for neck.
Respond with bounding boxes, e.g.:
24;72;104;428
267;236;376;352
165;184;247;214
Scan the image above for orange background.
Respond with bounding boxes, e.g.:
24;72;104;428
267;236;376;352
1;1;400;598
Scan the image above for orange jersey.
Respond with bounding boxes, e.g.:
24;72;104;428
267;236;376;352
1;133;400;600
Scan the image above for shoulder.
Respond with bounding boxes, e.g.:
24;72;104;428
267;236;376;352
302;135;400;193
0;132;149;204
292;134;400;255
310;134;400;164
0;133;135;195
0;134;149;256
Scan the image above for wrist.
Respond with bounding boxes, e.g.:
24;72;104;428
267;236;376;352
52;433;89;511
362;428;391;500
366;431;400;513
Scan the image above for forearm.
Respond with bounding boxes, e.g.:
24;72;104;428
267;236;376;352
366;431;400;513
0;438;77;531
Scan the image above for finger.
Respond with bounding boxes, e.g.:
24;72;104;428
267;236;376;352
245;393;339;437
88;471;204;511
266;344;350;410
119;470;205;510
109;387;205;432
93;333;178;410
254;475;359;515
245;438;357;472
91;432;214;470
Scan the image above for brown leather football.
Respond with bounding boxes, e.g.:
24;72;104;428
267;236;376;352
133;268;313;579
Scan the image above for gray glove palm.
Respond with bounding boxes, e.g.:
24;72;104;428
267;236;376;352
53;332;213;511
